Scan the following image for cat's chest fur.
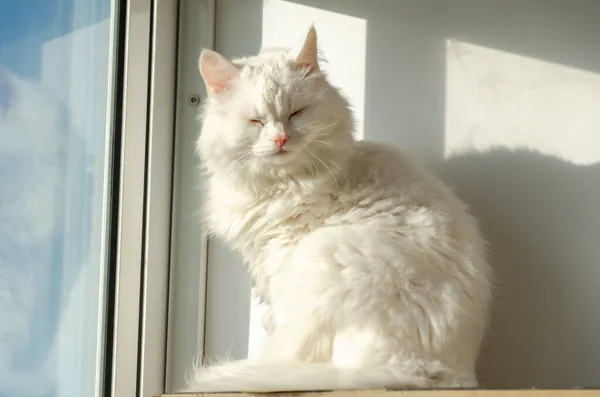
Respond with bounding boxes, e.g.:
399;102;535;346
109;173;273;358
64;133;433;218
205;176;339;291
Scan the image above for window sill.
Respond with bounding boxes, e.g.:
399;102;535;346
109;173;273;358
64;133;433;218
160;389;599;397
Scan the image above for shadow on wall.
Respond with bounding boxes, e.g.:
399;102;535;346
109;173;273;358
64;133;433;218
440;149;600;388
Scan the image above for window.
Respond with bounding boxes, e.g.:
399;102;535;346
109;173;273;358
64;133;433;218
3;1;600;396
0;0;118;396
0;0;177;396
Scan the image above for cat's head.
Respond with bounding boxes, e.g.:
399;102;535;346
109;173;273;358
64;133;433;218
197;26;354;185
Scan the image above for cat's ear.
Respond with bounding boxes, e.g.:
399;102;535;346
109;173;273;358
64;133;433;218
294;25;320;74
199;49;240;98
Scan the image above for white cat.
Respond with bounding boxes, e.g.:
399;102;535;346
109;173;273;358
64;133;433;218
187;26;493;392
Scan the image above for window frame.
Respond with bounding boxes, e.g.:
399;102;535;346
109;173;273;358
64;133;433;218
109;0;179;396
164;0;215;392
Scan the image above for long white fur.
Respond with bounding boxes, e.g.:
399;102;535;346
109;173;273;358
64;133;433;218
186;26;493;393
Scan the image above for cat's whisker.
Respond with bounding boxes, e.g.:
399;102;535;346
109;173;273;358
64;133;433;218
307;139;342;150
305;153;321;182
303;156;318;183
316;120;341;131
290;91;319;100
319;158;340;196
305;139;352;185
300;119;341;134
228;153;251;168
324;155;354;185
225;152;252;173
309;159;319;184
306;148;339;196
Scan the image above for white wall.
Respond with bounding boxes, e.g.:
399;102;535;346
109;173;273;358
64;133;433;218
204;0;600;388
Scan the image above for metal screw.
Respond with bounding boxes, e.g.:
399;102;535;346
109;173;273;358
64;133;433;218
188;94;200;106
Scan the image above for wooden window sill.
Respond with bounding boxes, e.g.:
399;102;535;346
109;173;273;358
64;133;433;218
160;389;600;397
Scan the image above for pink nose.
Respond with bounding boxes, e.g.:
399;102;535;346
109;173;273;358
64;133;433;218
272;134;289;148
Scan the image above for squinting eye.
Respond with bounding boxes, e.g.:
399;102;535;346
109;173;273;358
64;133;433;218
289;108;306;119
249;119;264;126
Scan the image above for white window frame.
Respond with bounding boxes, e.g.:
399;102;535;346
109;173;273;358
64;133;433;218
165;0;215;392
109;0;179;396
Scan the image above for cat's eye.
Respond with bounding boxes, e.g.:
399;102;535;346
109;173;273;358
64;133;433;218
289;108;306;119
249;119;264;126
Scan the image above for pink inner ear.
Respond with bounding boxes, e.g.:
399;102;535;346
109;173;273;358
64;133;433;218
206;80;231;95
204;68;239;96
295;26;319;75
200;49;240;96
295;60;316;76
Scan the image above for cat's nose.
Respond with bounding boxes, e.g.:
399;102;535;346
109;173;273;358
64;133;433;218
272;133;289;148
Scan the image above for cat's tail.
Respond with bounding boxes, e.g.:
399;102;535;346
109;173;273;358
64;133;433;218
185;359;472;393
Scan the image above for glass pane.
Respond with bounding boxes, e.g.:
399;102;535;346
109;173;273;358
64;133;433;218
0;1;117;396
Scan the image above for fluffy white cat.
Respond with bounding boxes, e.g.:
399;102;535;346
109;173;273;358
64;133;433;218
187;26;493;392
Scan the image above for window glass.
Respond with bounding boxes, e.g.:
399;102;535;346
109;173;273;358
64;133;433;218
0;1;117;396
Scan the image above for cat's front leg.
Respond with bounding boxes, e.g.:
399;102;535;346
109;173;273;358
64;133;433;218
251;288;275;334
258;288;334;363
261;307;275;335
